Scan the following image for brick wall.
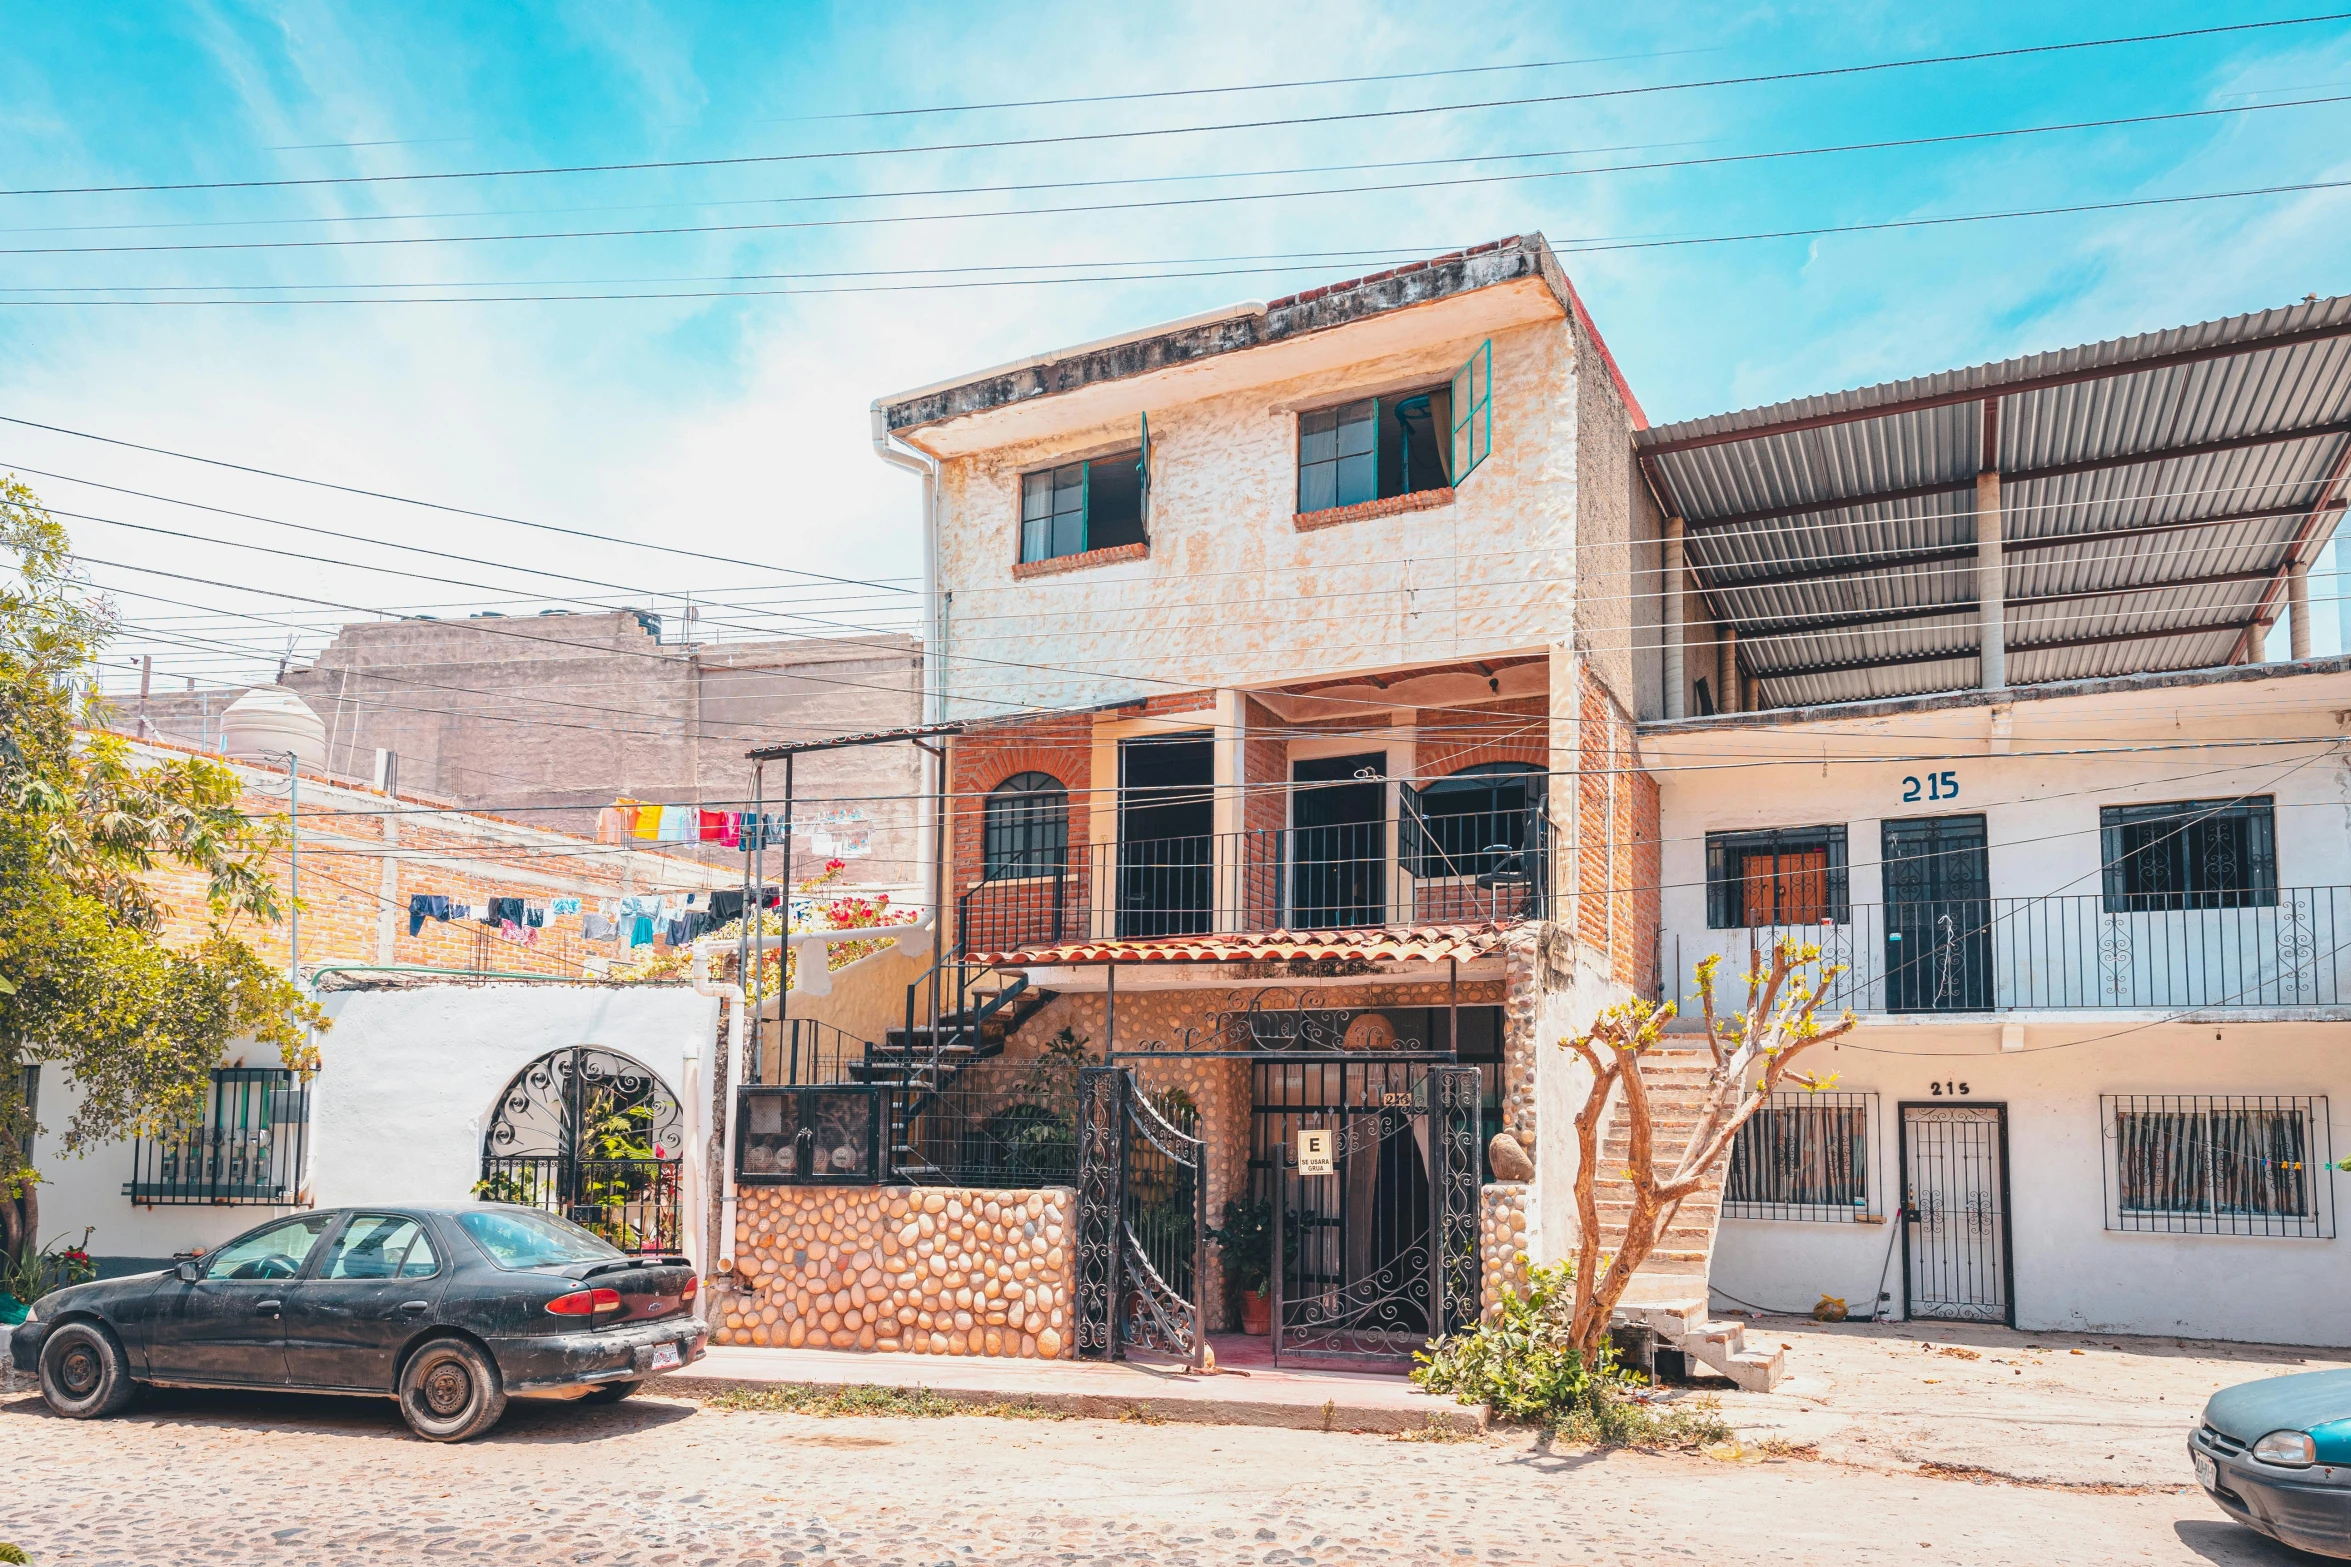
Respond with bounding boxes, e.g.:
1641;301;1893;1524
948;714;1096;950
1572;669;1657;992
1412;694;1548;777
131;738;720;980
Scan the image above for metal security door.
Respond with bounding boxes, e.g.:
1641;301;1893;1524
1901;1104;2013;1324
1261;1061;1479;1367
1072;1068;1208;1366
1883;815;1991;1012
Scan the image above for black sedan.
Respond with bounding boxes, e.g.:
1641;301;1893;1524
8;1203;707;1441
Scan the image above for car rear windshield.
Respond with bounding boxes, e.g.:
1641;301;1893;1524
457;1207;626;1269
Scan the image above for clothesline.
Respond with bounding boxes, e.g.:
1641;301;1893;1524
404;883;793;951
597;797;874;859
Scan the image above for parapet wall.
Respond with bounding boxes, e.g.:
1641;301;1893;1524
716;1184;1076;1360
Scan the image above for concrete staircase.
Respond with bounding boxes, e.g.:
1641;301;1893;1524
1595;1050;1786;1392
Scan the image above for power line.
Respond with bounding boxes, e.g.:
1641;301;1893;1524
11;93;2344;265
0;413;914;595
4;15;2336;198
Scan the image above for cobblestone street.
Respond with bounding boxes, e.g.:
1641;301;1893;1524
0;1384;2315;1566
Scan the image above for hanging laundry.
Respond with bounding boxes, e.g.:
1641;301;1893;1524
653;804;691;843
499;919;537;946
720;813;742;849
406;894;453;937
629;803;661;841
551;897;581;917
628;914;655;947
710;888;744;923
484;895;525;926
524;904;545;929
582;913;617;941
698;809;729;843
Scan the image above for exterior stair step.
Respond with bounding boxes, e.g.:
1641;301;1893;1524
1611;1296;1787;1393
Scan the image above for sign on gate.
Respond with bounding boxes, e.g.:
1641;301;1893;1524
1296;1128;1334;1176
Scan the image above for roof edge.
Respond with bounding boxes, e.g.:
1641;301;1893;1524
1638;656;2351;735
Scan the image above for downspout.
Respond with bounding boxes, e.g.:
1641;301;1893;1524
872;404;947;943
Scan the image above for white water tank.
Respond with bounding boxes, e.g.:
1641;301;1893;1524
217;685;327;770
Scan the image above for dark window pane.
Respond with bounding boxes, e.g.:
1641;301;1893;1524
1084;449;1145;551
2101;798;2276;911
1335;451;1376;507
984;772;1068;879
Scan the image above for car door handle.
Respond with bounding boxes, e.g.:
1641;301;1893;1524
395;1300;430;1315
254;1299;282;1317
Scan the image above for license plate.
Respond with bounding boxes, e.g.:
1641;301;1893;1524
2195;1450;2218;1489
647;1341;682;1372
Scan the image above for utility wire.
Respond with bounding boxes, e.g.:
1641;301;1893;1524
3;14;2336;198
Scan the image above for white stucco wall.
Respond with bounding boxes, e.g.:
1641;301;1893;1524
26;982;719;1271
1708;1021;2351;1345
931;303;1584;715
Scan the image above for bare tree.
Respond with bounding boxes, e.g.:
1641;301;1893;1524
1561;938;1857;1353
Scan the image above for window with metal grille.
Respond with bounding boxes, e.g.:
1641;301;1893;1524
2102;1095;2332;1237
983;772;1069;880
1020;447;1146;564
1706;825;1849;929
124;1067;310;1206
2100;798;2277;912
1724;1092;1875;1220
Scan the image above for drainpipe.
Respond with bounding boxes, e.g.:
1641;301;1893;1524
872;404;947;940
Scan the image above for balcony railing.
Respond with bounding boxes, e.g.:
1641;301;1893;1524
1665;888;2351;1015
960;811;1550;952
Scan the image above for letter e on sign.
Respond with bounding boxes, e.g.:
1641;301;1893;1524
1297;1129;1334;1177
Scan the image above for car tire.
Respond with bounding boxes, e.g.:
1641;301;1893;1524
396;1337;506;1443
38;1321;138;1420
580;1380;641;1406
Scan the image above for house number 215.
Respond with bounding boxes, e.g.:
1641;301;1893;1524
1903;771;1959;802
1928;1080;1971;1096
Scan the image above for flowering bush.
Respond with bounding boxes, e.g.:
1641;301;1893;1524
611;860;917;985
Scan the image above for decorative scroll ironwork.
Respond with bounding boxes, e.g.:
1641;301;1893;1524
1120;987;1442;1059
1073;1067;1206;1365
1265;1057;1480;1367
1072;1067;1125;1361
478;1047;684;1252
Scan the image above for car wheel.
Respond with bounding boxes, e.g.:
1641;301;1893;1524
580;1380;641;1406
39;1322;138;1419
396;1338;506;1443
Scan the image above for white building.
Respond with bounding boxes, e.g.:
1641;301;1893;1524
1638;297;2351;1344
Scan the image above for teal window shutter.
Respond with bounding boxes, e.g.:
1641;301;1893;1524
1450;339;1493;485
1138;411;1151;534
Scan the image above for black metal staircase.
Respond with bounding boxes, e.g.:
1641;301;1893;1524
861;958;1054;1182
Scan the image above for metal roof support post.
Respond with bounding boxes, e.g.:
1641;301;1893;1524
1977;468;2007;690
1662;517;1687;720
2290;558;2313;659
1717;627;1741;714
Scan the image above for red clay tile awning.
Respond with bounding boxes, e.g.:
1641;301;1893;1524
968;925;1512;968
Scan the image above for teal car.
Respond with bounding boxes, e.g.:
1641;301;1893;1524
2193;1369;2351;1557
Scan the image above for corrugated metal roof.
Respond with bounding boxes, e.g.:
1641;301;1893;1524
1643;295;2351;706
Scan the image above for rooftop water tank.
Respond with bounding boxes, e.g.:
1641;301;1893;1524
217;685;327;770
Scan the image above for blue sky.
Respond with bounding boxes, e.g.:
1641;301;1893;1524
2;2;2348;688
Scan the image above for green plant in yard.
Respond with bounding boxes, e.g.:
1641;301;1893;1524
0;1540;28;1564
0;1225;93;1313
1205;1198;1292;1295
1412;1260;1731;1447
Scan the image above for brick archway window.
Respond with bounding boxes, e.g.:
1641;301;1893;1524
983;772;1069;880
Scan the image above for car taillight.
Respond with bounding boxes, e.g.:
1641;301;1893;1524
681;1276;698;1303
545;1288;624;1316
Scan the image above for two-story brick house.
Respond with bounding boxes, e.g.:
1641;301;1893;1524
851;235;1680;1371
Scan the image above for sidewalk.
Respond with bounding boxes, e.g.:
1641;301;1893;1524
665;1332;1485;1434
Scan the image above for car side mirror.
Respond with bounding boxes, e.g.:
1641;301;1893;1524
175;1260;203;1283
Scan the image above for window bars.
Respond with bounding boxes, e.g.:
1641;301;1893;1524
1724;1092;1876;1221
982;772;1069;881
2101;799;2278;913
2101;1094;2333;1238
124;1067;310;1206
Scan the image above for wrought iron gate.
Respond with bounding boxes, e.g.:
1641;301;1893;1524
1073;1067;1208;1365
1900;1103;2012;1324
1258;1060;1481;1367
480;1047;684;1254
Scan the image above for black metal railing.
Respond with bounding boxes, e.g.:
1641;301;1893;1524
1724;1093;1877;1221
894;1059;1084;1188
477;1154;682;1252
747;1018;872;1087
125;1068;309;1206
959;810;1550;953
1667;887;2351;1014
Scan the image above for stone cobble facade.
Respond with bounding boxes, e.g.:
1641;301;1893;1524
717;1184;1074;1359
1479;1181;1532;1320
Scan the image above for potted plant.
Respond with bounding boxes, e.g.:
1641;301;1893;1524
1207;1199;1278;1335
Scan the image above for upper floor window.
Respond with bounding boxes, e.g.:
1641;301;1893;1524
983;772;1069;879
1706;825;1848;929
1295;340;1493;515
1021;449;1145;565
2100;797;2276;912
1404;762;1544;881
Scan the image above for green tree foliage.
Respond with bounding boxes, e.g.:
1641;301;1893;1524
0;477;320;1274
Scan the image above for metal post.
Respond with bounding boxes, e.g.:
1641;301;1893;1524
2291;557;2313;659
1105;960;1117;1060
1270;1149;1285;1368
1978;401;2007;689
283;752;300;985
1662;517;1687;720
1448;957;1459;1061
777;754;796;1068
